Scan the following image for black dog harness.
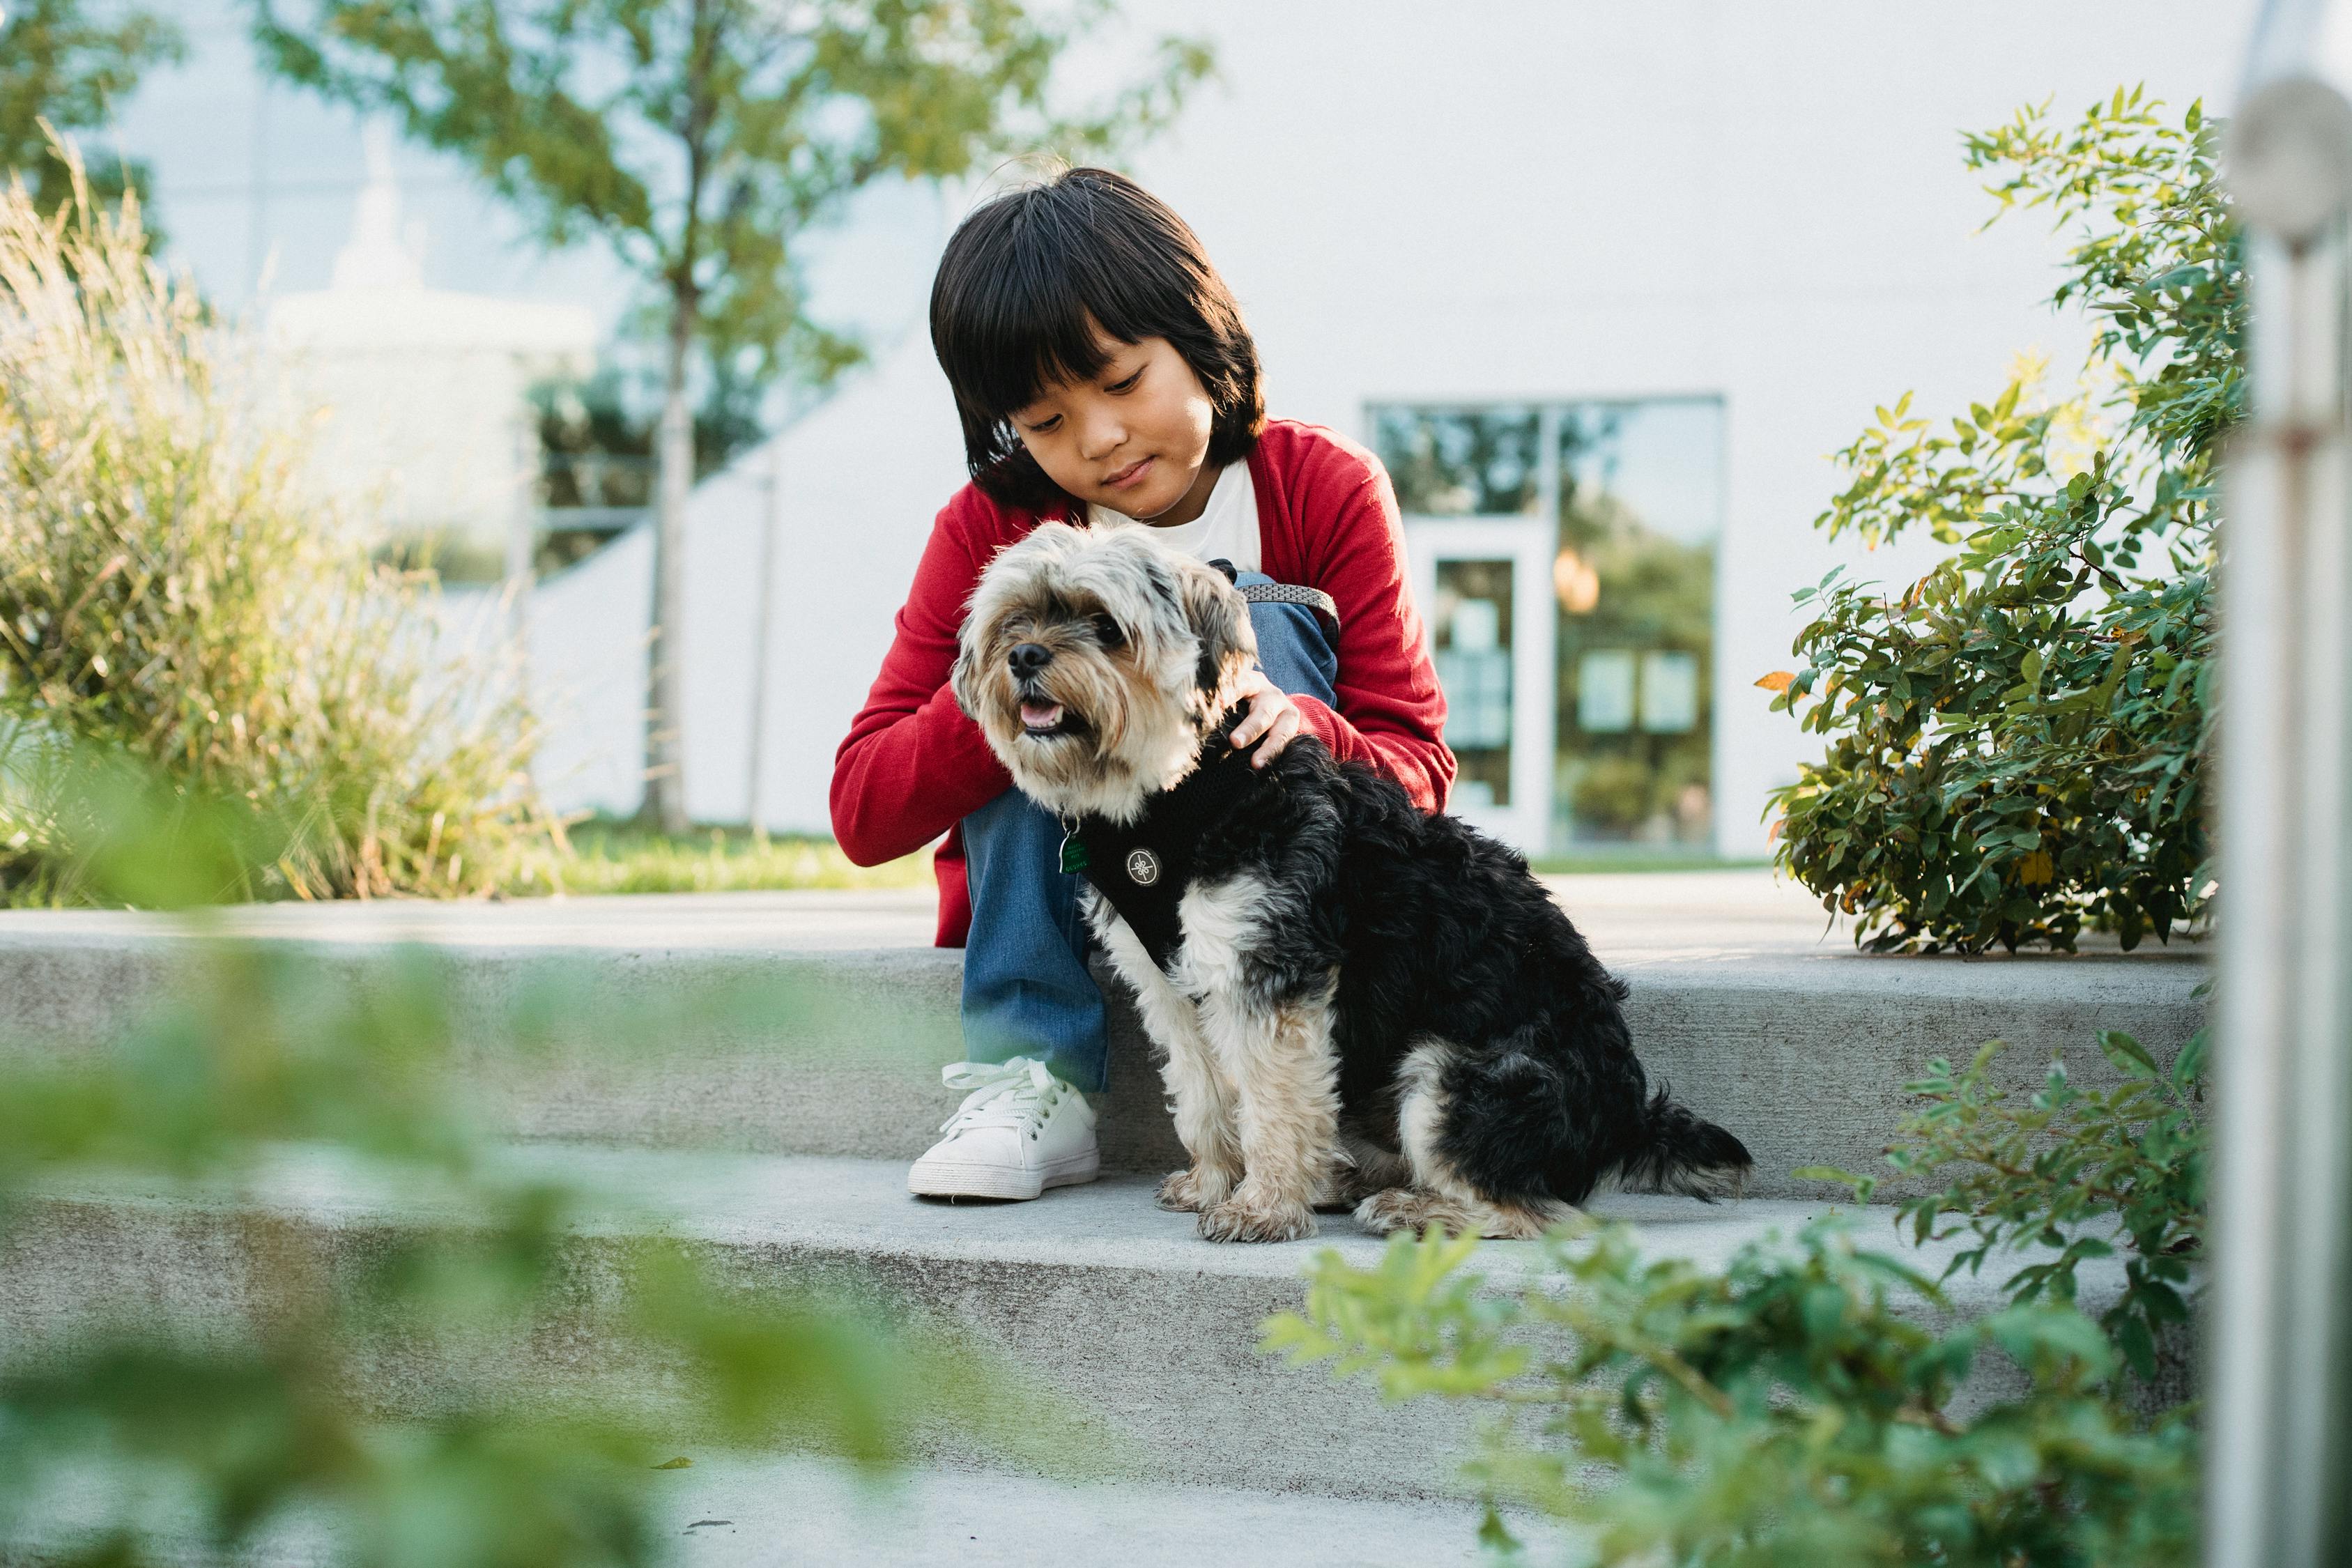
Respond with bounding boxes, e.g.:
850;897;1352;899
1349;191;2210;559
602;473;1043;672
1060;710;1264;969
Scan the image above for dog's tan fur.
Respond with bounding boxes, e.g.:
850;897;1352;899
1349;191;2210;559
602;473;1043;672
1088;905;1244;1214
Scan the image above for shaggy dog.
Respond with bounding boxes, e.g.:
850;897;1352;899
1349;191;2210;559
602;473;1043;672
953;521;1751;1243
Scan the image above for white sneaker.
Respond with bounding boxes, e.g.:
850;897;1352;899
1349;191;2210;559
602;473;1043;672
908;1057;1100;1200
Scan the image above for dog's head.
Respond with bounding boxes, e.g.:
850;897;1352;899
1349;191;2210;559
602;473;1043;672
953;521;1256;822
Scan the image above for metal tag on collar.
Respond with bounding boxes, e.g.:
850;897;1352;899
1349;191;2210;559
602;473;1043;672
1058;820;1089;875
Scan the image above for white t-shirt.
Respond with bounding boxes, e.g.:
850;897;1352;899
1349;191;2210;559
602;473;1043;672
1089;459;1261;572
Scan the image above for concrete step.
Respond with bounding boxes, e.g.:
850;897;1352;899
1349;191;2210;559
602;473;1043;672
0;878;2206;1201
13;1451;1543;1567
3;1146;2135;1503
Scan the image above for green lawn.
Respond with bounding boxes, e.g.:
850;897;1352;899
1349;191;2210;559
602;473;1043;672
497;821;1765;898
1530;854;1771;876
505;820;932;897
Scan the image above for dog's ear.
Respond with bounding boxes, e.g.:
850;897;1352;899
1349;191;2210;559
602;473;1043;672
953;535;1041;722
1176;555;1254;697
949;632;981;721
950;584;993;722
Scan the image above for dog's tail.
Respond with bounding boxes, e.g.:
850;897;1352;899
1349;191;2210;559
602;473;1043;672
1613;1083;1752;1201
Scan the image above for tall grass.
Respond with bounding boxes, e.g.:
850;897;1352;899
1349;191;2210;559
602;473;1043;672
0;146;548;903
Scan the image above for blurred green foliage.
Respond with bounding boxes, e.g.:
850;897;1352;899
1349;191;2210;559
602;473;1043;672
1265;1031;2207;1566
1765;89;2229;952
0;157;555;906
0;765;1024;1565
0;0;183;223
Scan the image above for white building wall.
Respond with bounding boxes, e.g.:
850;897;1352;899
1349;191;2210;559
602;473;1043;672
522;335;970;830
267;130;597;556
530;0;2257;848
525;525;657;816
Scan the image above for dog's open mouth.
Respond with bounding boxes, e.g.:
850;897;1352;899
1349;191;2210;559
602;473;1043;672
1020;700;1086;739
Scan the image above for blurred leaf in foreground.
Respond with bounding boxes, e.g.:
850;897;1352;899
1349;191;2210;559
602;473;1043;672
0;756;1073;1565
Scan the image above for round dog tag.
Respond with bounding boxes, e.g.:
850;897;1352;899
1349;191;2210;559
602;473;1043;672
1125;847;1161;886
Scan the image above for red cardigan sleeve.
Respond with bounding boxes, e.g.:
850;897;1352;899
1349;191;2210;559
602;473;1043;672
1261;430;1455;813
828;495;1012;866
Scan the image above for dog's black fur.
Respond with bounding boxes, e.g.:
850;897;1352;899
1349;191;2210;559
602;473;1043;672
1174;733;1751;1208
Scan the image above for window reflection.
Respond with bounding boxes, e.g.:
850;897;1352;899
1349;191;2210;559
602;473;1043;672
1431;559;1514;807
1374;396;1723;852
1373;406;1541;516
1555;399;1719;847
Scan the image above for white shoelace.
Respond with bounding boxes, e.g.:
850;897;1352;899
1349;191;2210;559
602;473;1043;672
937;1056;1066;1139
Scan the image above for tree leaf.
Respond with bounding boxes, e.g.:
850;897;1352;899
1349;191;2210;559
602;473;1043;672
2098;1031;2158;1078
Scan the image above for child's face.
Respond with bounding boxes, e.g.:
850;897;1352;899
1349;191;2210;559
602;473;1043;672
1010;332;1217;524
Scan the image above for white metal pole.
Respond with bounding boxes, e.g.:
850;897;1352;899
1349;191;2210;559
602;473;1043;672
745;440;781;835
507;404;537;645
2210;20;2352;1563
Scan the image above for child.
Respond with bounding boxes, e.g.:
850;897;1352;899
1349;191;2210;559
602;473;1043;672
831;167;1453;1200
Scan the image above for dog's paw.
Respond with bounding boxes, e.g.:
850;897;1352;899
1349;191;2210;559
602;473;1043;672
1354;1187;1568;1240
1353;1187;1438;1236
1157;1167;1231;1213
1197;1193;1316;1244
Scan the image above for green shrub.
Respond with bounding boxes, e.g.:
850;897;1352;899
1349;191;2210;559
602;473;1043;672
1764;89;2230;953
0;151;548;904
1813;1028;2205;1386
1264;1031;2207;1565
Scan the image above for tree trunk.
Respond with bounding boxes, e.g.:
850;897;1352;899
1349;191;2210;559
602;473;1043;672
643;297;695;836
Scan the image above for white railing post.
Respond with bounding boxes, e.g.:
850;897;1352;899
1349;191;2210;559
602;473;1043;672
2211;10;2352;1563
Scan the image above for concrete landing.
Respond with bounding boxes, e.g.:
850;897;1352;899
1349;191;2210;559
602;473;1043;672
13;1452;1537;1567
0;868;2199;961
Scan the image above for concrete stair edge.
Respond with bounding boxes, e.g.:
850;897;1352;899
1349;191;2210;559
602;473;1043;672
2;1145;2146;1503
0;930;2205;1201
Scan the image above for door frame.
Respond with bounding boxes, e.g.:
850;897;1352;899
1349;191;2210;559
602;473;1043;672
1403;514;1556;854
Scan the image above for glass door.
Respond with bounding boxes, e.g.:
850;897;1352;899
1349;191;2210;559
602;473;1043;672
1403;516;1556;852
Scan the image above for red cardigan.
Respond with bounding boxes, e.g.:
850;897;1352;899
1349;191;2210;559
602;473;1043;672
831;419;1454;946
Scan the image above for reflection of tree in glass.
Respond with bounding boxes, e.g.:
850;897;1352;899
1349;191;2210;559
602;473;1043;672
1558;404;1627;497
1555;482;1713;843
1374;407;1539;515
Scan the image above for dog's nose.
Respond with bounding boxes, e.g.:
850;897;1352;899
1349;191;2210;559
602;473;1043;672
1008;643;1052;679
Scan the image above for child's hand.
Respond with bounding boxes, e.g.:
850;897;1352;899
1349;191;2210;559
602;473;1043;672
1229;670;1303;767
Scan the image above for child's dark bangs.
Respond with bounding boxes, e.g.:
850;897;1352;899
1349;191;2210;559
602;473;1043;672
937;208;1126;422
938;175;1199;420
931;167;1263;506
966;274;1114;422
